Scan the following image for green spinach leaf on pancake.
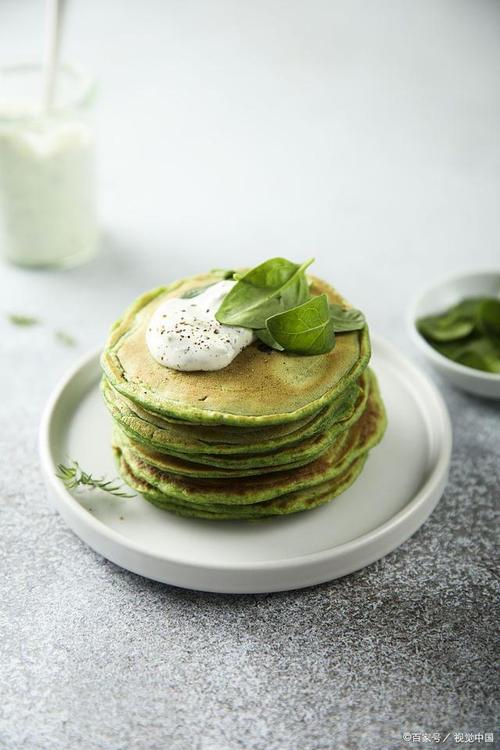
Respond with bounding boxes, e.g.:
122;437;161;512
101;272;370;426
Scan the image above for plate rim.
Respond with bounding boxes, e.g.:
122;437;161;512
39;336;452;584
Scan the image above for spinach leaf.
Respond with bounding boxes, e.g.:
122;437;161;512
431;340;468;361
417;316;475;342
417;296;500;373
215;257;313;329
453;337;500;373
266;294;336;355
479;299;500;341
255;327;284;351
455;349;490;372
329;304;366;332
417;298;484;342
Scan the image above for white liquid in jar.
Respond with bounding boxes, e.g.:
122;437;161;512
0;114;98;267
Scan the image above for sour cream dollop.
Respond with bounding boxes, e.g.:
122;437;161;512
146;280;255;371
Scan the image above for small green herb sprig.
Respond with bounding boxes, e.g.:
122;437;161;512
6;313;78;347
7;313;39;326
55;330;77;347
56;461;135;498
417;297;500;374
215;257;365;356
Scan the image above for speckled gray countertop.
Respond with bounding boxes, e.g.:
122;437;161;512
1;1;499;749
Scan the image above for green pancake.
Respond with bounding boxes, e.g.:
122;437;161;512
113;373;386;507
116;450;369;520
111;370;372;472
113;422;351;479
103;373;364;457
101;272;371;426
102;376;339;439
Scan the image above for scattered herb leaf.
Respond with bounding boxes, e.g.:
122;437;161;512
7;313;39;326
266;294;336;355
56;461;135;498
55;330;77;347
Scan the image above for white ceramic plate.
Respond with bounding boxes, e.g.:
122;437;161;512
39;337;452;594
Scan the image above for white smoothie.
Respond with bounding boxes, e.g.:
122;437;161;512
0;113;98;266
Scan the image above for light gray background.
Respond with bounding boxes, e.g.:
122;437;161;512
0;1;498;749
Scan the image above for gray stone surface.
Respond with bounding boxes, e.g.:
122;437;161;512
1;1;499;748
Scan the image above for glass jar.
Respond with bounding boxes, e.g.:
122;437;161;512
0;63;98;268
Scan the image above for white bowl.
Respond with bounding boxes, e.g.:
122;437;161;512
409;270;500;400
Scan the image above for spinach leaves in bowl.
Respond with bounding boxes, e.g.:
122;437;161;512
417;297;500;374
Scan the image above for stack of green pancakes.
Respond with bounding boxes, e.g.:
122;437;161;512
101;272;387;520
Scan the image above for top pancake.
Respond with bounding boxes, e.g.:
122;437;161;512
101;272;371;426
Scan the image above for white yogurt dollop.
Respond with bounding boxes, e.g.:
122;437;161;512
146;280;255;371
